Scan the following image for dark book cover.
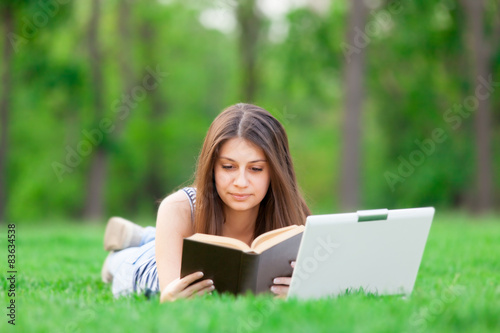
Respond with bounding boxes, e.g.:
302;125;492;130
180;232;303;295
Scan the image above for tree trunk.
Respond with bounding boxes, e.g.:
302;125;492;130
115;0;140;212
114;0;135;135
83;0;107;220
237;0;260;102
461;0;494;213
0;5;14;223
140;20;169;203
339;0;368;211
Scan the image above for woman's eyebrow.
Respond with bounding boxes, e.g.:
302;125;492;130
219;156;267;163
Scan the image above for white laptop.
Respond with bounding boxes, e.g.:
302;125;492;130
288;207;434;299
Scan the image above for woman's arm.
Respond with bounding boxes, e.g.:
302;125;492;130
155;190;214;302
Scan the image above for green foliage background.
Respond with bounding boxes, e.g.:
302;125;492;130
2;0;499;222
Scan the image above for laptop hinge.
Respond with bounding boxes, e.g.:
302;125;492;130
357;209;389;222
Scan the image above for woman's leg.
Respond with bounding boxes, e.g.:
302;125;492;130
140;226;156;245
103;217;146;251
101;218;157;287
103;240;156;297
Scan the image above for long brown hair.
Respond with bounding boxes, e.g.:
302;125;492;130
193;103;310;238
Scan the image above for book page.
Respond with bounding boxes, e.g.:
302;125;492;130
251;225;305;253
186;233;251;252
186;225;305;253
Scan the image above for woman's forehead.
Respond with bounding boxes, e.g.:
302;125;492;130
218;137;266;162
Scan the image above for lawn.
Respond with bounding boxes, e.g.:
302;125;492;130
2;212;499;332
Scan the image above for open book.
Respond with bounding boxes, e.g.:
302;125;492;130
181;225;305;295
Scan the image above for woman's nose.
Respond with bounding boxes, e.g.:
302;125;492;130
233;169;249;187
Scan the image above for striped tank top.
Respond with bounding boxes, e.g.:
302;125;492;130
132;187;196;295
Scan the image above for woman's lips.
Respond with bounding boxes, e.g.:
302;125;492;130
230;193;251;200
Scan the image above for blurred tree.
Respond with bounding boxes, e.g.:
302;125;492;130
237;0;261;102
261;4;363;211
115;0;135;135
84;0;107;219
0;2;14;223
365;1;473;210
139;10;170;204
340;0;368;210
460;0;499;212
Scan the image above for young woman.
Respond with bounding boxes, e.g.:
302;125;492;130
101;103;310;302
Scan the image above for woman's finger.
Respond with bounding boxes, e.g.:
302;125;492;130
160;272;207;302
180;279;214;298
270;284;289;297
176;271;204;290
272;277;292;286
271;276;292;297
189;283;216;298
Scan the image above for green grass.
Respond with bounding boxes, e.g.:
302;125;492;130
2;212;500;332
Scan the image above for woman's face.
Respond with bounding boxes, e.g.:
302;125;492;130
214;137;271;216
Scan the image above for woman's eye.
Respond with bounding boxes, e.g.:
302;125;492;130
251;167;263;172
222;165;233;169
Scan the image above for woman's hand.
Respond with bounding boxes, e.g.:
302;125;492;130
270;261;295;298
160;271;214;302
